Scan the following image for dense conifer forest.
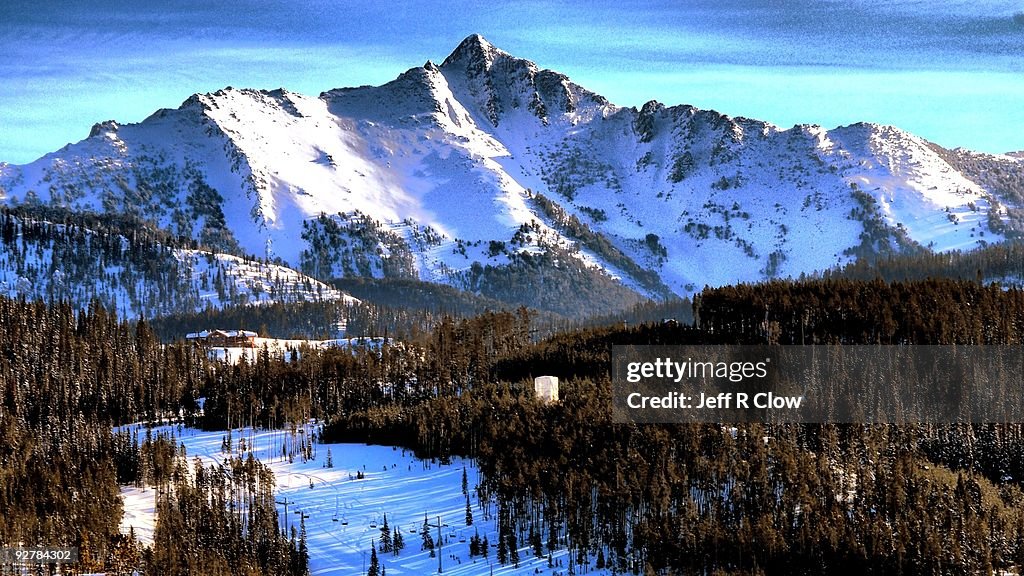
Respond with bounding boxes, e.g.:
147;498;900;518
823;241;1024;285
4;277;1024;573
0;298;308;575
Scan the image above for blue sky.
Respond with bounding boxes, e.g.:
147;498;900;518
2;0;1023;163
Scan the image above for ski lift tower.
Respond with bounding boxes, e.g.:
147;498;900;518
426;515;449;573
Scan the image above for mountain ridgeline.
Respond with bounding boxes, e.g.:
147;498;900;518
1;34;1023;317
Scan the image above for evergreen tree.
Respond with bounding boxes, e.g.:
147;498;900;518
367;542;379;576
509;532;520;567
380;513;392;553
497;532;508;565
421;514;435;554
300;515;309;573
469;531;480;557
530;524;543;557
392;527;404;555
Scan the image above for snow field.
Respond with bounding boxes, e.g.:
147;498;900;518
119;486;157;546
119;424;603;576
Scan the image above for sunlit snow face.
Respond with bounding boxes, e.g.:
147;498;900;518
2;0;1023;163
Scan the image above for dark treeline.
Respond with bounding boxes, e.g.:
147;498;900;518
302;278;1024;575
695;278;1024;344
582;297;695;331
0;296;307;575
457;245;650;317
147;297;546;343
150;300;360;341
8;278;1024;574
332;379;1024;575
146;283;688;345
0;299;204;426
144;279;1024;574
332;276;569;329
0;204;202;253
823;240;1024;285
197;309;537;433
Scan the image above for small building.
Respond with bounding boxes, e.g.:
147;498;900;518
186;329;258;348
534;376;559;404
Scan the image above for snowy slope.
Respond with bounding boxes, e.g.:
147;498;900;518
3;34;1022;299
120;423;602;576
0;212;355;318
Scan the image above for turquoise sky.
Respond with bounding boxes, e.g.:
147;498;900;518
2;0;1023;164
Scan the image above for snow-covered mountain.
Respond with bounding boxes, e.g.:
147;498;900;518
2;34;1023;311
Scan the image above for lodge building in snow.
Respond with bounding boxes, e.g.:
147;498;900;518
185;329;258;348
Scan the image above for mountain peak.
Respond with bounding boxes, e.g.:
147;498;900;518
88;120;120;138
4;35;1017;308
441;34;507;69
